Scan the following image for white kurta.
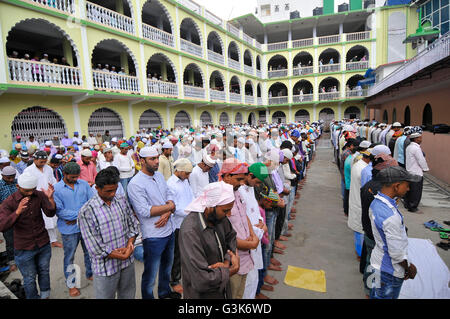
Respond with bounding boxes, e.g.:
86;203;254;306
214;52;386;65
23;163;57;229
188;165;210;198
347;159;368;234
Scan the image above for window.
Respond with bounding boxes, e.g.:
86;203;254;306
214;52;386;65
261;5;271;16
275;5;279;12
383;110;388;123
423;103;433;128
442;0;449;6
285;4;289;11
404;106;411;126
441;6;448;23
392;108;397;122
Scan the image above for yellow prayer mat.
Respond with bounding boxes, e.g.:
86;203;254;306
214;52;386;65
284;265;327;293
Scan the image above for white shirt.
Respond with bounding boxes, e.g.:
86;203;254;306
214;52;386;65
189;165;210;198
166;174;194;229
190;148;203;165
405;142;429;177
87;136;97;146
348;159;368;234
97;159;115;172
26;140;40;150
113;153;135;179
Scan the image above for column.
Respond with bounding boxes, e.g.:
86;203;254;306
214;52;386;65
63;39;74;66
264;31;268;45
115;0;124;14
120;52;129;74
161;62;168;81
189;69;195;85
80;25;93;89
0;22;7;83
72;103;82;135
128;101;135;135
166;104;171;129
288;24;292;49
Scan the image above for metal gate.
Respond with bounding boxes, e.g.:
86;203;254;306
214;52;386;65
295;110;310;122
235;112;242;123
344;106;360;120
272;111;286;124
319;108;335;132
88;108;124;138
11;106;66;145
200;111;212;126
248;112;256;126
139;109;163;130
174;111;191;128
219;112;229;125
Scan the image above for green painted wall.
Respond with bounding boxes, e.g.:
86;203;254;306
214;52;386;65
350;0;363;11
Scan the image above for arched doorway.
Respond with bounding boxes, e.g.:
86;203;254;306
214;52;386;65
200;111;212;126
404;106;411;126
220;112;229;125
319;108;335;131
248;112;256;126
11;106;66;145
174;110;191;128
423;103;432;129
383;110;388;123
88;108;124;138
295;109;310;122
344;106;361;119
139;109;163;130
235;112;243;124
392;108;397;122
272;111;286;124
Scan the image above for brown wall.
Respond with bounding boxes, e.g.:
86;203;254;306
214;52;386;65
421;131;450;184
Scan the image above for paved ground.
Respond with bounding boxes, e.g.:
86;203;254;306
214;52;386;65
1;134;449;299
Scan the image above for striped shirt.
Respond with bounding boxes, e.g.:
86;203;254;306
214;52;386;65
78;193;140;277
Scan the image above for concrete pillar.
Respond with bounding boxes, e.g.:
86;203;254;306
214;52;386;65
189;69;194;84
161;62;167;81
120;52;129;74
187;29;192;42
264;32;268;44
313;26;317;38
63;39;74;66
339;23;343;35
115;0;124;14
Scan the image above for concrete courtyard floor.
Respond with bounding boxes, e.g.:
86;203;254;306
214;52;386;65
1;134;449;299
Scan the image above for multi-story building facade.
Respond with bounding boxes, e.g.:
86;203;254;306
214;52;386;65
0;0;419;151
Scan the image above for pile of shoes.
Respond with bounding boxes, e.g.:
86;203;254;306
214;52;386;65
425;220;450;250
3;279;26;299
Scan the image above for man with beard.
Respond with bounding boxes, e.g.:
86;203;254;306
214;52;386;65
179;181;239;299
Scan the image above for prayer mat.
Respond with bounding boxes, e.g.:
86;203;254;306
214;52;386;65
284;265;327;293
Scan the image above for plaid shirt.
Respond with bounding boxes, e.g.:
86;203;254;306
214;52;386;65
0;179;17;203
78;193;139;277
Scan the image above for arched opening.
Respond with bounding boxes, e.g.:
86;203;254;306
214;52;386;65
183;63;205;98
319;108;335;131
346;45;369;70
139;109;163;130
244;50;253;67
346;74;365;97
88;108;124;138
319;77;340;101
6;19;81;86
91;39;139;93
200;111;213;126
295;109;310;122
146;53;177;96
209;70;226;101
228;41;240;70
293;51;313;75
248;112;256;126
207;31;223;55
230;76;241;103
174;110;191;128
256;55;262;73
293;80;313;102
142;0;174;47
422;103;432;129
86;0;134;34
319;48;340;73
220;112;229;125
268;55;288;78
272;111;286;124
11;106;66;145
383;110;388;123
392;108;397;122
257;84;262;98
245;81;254;96
344;106;361;119
268;82;288;105
180;18;202;56
404;106;411;126
235;112;243;124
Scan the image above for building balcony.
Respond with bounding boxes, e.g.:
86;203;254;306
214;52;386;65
346;88;368;98
318;34;341;45
245;95;255;105
184;85;205;99
293;66;314;76
346;31;371;42
268;69;288;78
292;38;314;49
257;97;262;105
8;58;82;87
228;59;241;71
293;94;314;103
204;9;223;27
227;23;240;38
230;92;242;103
180;39;203;57
268;42;288;51
269;96;288;105
256;70;262;78
178;0;201;14
244;65;254;75
346;61;369;71
93;71;139;93
319;64;341;73
86;1;134;34
209;89;226;101
147;79;178;97
27;0;74;13
142;23;175;48
208;50;224;65
319;92;340;101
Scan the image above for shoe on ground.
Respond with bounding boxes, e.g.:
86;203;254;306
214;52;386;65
69;287;80;297
408;208;423;214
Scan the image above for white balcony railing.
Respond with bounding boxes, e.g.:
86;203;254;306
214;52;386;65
319;92;340;101
346;31;371;42
268;42;288;51
346;61;369;71
93;71;139;93
142;23;174;47
319;64;341;73
292;38;314;49
346;88;368;98
147;79;178;97
180;39;203;57
245;95;255;104
227;23;240;38
293;94;314;103
244;33;253;46
293;66;314;76
205;9;222;26
178;0;201;14
268;69;288;78
209;89;226;101
86;1;134;34
255;41;262;50
228;59;241;71
208;50;224;65
184;85;205;99
257;97;263;105
256;70;262;78
318;34;341;45
230;92;242;103
8;58;82;86
269;96;288;105
244;64;254;75
28;0;74;13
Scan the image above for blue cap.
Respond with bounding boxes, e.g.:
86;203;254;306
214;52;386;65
291;130;300;138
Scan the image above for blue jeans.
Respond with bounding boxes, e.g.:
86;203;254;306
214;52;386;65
263;210;276;269
120;177;133;195
14;244;52;299
61;233;93;287
370;271;404;299
256;244;267;295
141;232;175;299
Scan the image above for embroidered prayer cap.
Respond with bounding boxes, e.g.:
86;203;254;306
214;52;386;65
371;145;391;156
34;151;48;159
139;146;159;158
18;172;38;189
81;149;92;157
